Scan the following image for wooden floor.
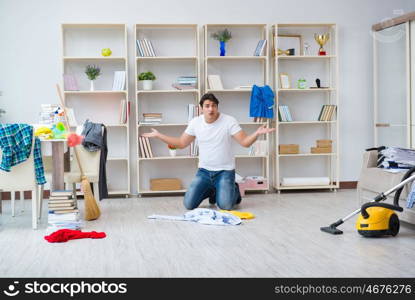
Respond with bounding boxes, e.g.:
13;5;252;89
0;189;415;277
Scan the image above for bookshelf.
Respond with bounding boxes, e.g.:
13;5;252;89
204;24;270;192
272;23;339;191
61;23;130;196
135;24;201;195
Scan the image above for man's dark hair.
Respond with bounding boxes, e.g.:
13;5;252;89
199;93;219;107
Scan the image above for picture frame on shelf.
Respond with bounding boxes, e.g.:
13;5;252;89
277;35;303;56
279;73;291;89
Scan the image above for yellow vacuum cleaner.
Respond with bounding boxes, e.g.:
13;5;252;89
321;167;415;237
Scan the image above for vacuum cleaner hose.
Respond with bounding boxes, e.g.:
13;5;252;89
393;166;415;207
360;202;403;219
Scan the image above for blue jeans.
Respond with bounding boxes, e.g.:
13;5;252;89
184;168;239;210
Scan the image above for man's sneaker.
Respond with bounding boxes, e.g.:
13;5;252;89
235;182;242;204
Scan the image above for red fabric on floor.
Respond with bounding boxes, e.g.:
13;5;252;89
44;229;106;243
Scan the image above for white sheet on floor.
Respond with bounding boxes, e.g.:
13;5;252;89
148;208;241;226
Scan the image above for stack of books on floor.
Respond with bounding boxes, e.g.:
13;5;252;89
140;113;162;124
139;136;154;158
318;105;337;121
172;76;197;90
47;190;81;232
278;105;293;122
136;39;156;57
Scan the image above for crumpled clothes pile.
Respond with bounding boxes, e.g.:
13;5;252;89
148;208;242;226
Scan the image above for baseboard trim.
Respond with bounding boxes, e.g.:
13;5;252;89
339;181;357;189
0;190;51;200
1;182;359;199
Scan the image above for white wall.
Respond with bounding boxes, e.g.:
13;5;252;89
1;0;415;193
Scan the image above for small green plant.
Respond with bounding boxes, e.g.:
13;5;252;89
138;71;156;81
85;65;101;80
168;144;177;150
211;29;232;42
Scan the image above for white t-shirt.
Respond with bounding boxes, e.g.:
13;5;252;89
185;113;242;171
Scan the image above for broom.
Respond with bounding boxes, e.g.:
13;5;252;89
56;84;101;221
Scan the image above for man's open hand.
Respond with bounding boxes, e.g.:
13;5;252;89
255;125;275;136
141;128;160;138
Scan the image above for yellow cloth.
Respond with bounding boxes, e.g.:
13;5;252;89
219;210;255;220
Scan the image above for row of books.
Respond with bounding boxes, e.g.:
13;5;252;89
119;100;130;124
207;75;224;90
136;39;156;57
139;136;154;158
318;105;337;121
172;76;197;90
187;104;200;122
141;112;162;124
47;190;81;232
112;71;126;91
253;39;267;56
249;139;268;156
253;117;268;123
278;105;293;122
63;72;126;91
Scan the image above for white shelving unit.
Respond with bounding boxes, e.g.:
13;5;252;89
61;23;130;196
135;24;200;195
272;23;339;191
204;24;270;192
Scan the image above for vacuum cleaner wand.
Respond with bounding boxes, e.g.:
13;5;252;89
320;173;415;235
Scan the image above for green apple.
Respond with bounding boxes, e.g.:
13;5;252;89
101;48;112;57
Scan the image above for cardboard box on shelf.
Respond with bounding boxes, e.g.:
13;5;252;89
279;144;299;154
311;146;332;154
150;178;182;191
316;139;332;148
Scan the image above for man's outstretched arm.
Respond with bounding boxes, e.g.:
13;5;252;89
232;125;276;148
142;128;195;149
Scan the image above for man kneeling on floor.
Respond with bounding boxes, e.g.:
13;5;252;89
143;93;275;210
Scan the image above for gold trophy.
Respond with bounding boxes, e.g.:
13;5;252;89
314;33;329;56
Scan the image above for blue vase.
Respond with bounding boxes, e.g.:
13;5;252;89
220;41;226;56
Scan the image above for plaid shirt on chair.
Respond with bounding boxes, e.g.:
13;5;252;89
0;124;46;185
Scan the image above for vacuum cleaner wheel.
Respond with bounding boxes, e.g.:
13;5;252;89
388;214;400;237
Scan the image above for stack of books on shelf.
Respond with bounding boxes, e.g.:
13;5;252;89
187;104;200;122
136;39;156;57
119;99;130;124
318;105;337;121
207;75;224;90
138;136;153;158
234;85;252;90
278;105;293;122
47;190;81;232
249;139;268;156
172;76;197;90
141;113;162;124
112;71;126;91
39;104;59;125
187;104;200;156
253;40;267;56
190;140;198;157
63;74;79;91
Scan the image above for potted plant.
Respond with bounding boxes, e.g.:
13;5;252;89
138;71;156;90
211;29;232;56
85;65;101;91
168;144;177;157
